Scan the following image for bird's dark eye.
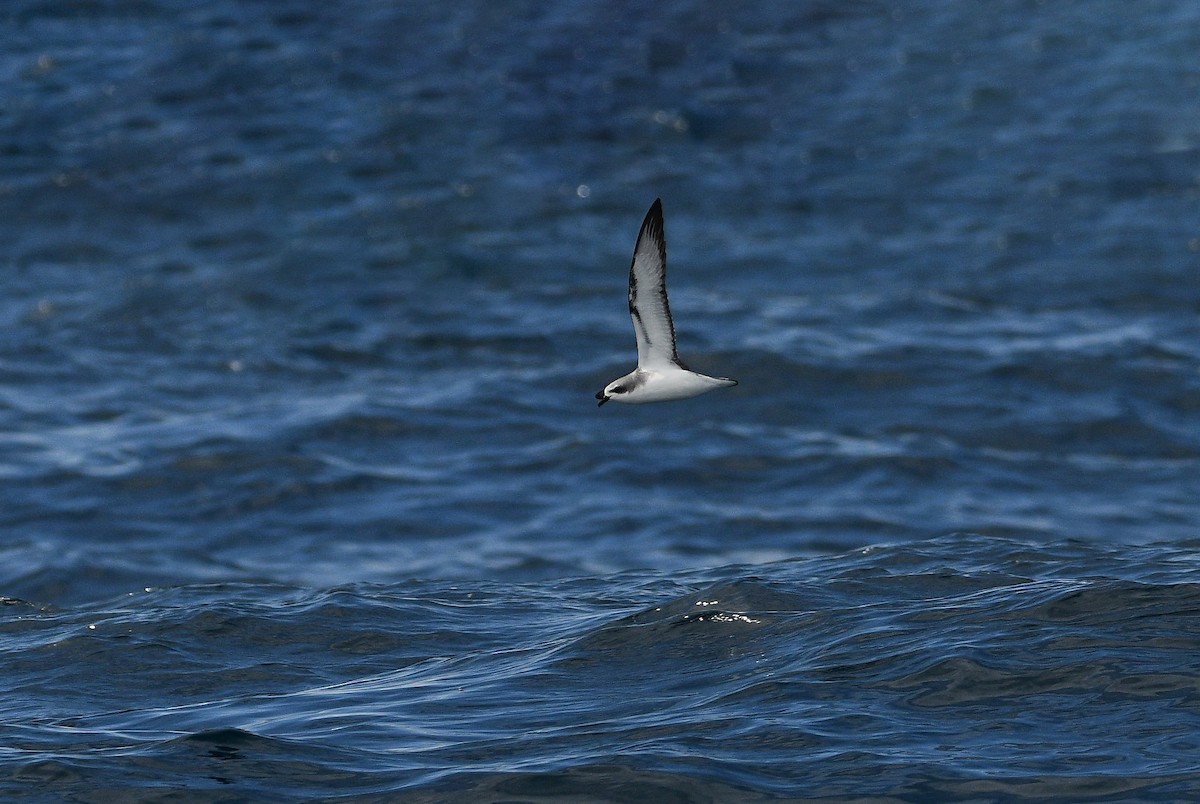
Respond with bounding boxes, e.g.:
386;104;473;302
612;386;627;394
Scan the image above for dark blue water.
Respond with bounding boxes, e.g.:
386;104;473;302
3;0;1199;800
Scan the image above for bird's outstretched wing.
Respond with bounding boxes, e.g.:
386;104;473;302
628;199;682;370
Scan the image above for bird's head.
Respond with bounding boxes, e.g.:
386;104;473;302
595;380;632;407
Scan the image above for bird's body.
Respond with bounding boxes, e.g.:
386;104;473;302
596;199;737;406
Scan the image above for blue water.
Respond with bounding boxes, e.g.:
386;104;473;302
3;0;1199;800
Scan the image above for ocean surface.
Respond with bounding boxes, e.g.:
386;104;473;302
3;0;1199;800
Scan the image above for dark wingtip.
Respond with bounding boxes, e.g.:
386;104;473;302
638;198;666;253
649;198;663;225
